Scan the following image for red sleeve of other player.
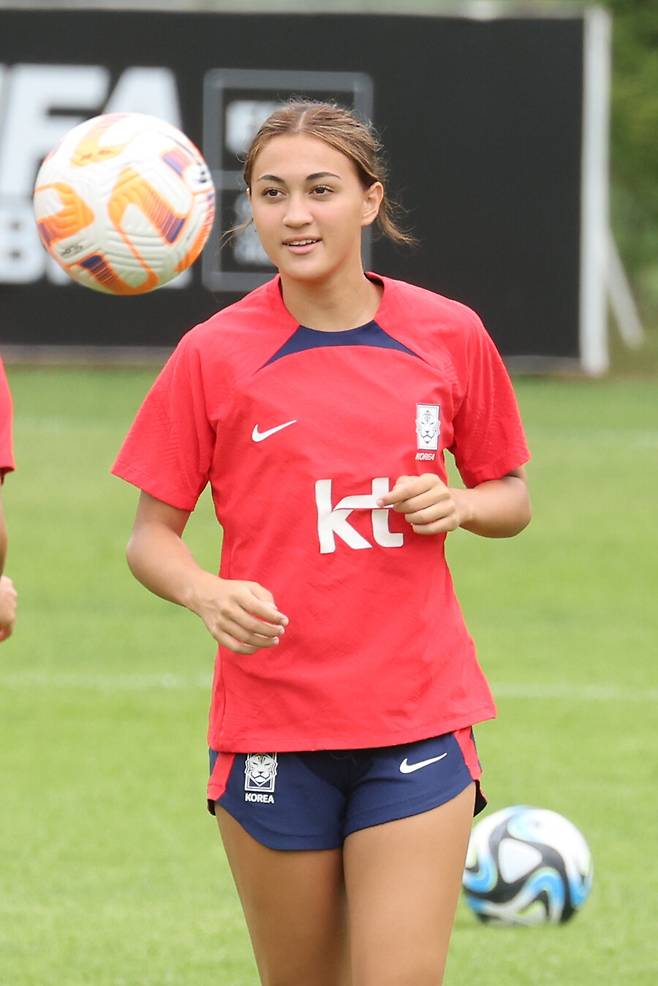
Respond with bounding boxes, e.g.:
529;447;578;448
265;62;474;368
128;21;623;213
0;359;15;481
111;334;216;511
450;312;530;488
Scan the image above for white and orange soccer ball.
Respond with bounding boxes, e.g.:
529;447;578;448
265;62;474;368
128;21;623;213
33;112;216;295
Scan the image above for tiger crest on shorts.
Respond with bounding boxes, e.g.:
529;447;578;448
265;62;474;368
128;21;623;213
244;753;278;803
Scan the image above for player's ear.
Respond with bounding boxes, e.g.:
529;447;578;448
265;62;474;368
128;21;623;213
361;181;383;228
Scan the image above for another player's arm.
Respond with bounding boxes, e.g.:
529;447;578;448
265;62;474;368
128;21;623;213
125;491;288;655
378;468;531;538
0;490;17;642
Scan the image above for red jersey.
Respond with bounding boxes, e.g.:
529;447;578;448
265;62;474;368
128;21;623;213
113;275;529;752
0;358;15;480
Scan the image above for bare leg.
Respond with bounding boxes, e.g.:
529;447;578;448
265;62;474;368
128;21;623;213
216;806;351;986
343;784;476;986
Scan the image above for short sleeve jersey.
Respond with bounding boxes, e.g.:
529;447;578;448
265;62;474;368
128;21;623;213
113;275;530;753
0;358;15;480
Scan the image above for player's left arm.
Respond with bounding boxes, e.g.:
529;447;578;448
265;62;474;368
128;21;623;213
377;468;530;538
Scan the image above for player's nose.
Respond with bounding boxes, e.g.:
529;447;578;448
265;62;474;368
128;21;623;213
283;192;313;226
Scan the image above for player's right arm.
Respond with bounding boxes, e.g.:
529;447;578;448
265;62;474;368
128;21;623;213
0;494;17;641
126;491;288;656
0;489;7;574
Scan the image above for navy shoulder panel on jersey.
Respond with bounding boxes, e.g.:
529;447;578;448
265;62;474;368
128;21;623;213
262;321;421;368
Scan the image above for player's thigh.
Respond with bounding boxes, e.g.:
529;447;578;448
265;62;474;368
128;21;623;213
216;806;351;986
343;783;476;986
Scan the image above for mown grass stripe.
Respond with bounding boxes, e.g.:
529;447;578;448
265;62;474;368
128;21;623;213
2;671;656;702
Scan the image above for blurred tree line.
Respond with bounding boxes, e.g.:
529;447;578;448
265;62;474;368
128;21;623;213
592;0;657;328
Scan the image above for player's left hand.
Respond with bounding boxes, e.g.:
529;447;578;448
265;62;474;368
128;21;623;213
377;474;462;535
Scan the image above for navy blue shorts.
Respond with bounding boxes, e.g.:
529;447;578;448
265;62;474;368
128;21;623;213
207;728;486;851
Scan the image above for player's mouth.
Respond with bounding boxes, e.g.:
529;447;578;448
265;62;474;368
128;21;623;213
282;238;321;254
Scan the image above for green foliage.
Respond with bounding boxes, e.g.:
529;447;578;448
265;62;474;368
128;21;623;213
604;0;658;323
559;0;658;331
1;367;657;984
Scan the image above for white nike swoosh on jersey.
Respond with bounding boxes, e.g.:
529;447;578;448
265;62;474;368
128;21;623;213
399;753;448;774
251;420;297;442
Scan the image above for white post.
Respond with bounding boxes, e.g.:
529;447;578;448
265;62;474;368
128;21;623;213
579;6;612;376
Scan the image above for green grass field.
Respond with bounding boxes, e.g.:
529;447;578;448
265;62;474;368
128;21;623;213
1;367;656;985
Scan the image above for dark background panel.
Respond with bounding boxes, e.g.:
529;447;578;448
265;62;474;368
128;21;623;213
0;9;583;358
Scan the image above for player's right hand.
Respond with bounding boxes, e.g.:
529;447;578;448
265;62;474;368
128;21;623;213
193;576;288;655
0;575;17;642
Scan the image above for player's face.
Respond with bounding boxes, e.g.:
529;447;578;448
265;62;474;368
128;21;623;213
249;134;383;284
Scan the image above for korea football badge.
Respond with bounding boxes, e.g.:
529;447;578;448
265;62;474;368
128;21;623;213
244;753;278;804
416;403;440;461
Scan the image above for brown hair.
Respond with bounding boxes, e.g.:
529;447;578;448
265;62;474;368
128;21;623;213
236;99;416;247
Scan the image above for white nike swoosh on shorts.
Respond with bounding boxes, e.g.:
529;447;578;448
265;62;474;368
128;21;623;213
399;753;448;774
251;420;297;442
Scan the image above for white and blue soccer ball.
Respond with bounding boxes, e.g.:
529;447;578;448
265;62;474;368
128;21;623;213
462;805;593;926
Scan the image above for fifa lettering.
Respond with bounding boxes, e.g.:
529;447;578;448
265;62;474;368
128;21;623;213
0;200;43;282
315;478;404;554
0;64;110;199
102;67;182;123
0;63;182;285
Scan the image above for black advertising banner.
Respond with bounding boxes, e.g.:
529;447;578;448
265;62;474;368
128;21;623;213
0;8;587;364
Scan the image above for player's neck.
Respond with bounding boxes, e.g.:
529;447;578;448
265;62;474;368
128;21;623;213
280;267;382;332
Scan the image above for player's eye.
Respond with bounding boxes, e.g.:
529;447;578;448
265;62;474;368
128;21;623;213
261;187;284;198
311;185;333;196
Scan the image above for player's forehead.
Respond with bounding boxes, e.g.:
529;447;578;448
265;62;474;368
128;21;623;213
252;134;357;185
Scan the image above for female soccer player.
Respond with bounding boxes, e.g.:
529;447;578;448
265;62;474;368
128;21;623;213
0;355;17;642
113;101;531;986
